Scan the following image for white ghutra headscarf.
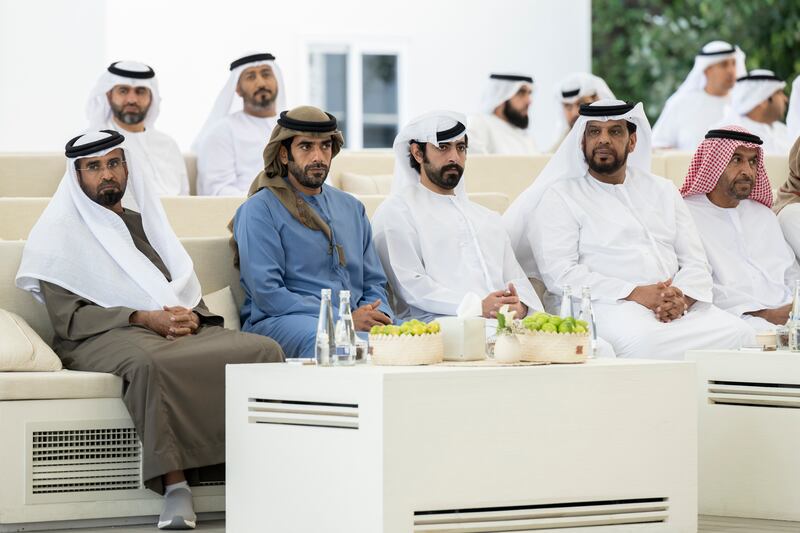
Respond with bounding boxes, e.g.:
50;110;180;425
479;73;534;114
553;72;616;137
729;69;787;115
391;110;469;197
16;130;201;311
192;52;286;151
667;41;746;102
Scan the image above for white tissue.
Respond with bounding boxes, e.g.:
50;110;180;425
456;292;483;318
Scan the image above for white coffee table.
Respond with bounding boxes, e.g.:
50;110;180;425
687;349;800;522
226;359;696;532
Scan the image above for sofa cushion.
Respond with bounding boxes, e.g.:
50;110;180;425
340;172;393;195
0;369;122;400
0;309;61;372
204;286;241;330
468;192;510;213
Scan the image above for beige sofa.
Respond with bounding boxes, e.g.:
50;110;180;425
353;192;510;219
0;151;791;202
0;153;200;196
0;192;510;241
0;196;247;241
0;237;239;529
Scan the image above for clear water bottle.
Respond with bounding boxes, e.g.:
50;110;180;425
789;280;800;352
334;290;357;365
315;289;335;366
560;285;574;318
578;286;598;358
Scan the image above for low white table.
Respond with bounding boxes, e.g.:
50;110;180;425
226;359;697;532
687;349;800;522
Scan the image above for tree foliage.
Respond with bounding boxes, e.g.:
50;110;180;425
592;0;800;122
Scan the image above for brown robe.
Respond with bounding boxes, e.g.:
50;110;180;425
41;209;284;494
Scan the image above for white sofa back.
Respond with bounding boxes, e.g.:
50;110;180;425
658;151;790;189
0;196;247;240
0;151;790;201
0;153;64;196
0;237;242;345
0;153;200;196
352;192;510;218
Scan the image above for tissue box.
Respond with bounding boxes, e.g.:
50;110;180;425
439;317;486;361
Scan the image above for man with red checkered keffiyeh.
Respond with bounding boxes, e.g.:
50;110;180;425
681;126;800;331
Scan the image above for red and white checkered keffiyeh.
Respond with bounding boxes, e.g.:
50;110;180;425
679;125;772;208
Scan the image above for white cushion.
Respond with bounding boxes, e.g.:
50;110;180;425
340;172;393;194
0;369;122;401
0;309;61;372
351;194;385;220
203;286;241;331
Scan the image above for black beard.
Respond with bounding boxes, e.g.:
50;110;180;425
111;103;149;125
288;161;329;188
585;146;629;175
85;181;125;207
425;162;464;190
96;188;124;206
503;100;529;129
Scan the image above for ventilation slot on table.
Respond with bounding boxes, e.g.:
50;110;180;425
30;427;142;495
248;397;359;429
708;380;800;409
413;497;669;532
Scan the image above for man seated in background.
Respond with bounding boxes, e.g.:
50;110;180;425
653;41;746;151
715;70;791;155
468;73;538;154
86;61;189;196
550;72;615;151
195;53;286;196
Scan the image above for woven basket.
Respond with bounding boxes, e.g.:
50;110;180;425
369;333;444;366
516;331;589;363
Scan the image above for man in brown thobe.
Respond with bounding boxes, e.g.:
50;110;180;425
16;130;284;530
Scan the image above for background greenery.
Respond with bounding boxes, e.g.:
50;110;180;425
592;0;800;123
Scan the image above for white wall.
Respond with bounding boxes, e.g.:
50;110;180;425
0;0;108;153
0;0;590;152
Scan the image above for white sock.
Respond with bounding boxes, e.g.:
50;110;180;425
164;480;190;496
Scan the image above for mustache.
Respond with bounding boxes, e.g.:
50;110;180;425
592;145;615;154
441;164;463;174
97;180;120;190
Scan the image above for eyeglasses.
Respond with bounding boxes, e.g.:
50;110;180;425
76;158;127;177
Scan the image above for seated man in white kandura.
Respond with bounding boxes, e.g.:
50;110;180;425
652;40;746;151
468;73;538;154
503;100;755;359
86;61;189;196
550;72;616;151
194;52;287;195
371;110;543;322
16;130;284;530
714;70;791;155
681;126;800;331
